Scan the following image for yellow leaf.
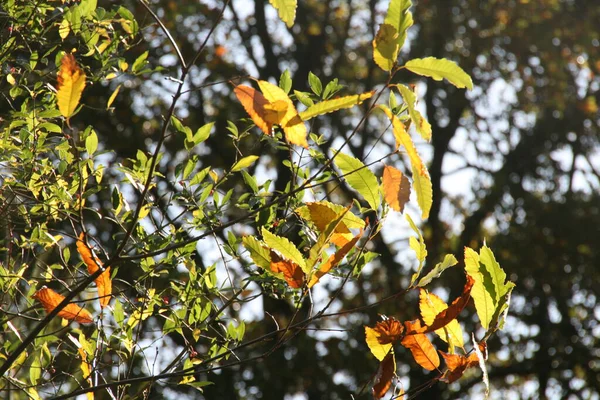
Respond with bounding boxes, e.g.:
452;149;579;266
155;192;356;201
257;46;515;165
234;84;272;135
59;19;70;40
107;84;121;109
269;0;297;28
263;100;288;124
257;80;308;148
464;247;495;330
419;289;464;350
373;24;400;72
382;165;411;213
308;228;364;287
57;54;86;126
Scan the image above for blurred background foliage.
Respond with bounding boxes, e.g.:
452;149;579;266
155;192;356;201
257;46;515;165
1;0;599;399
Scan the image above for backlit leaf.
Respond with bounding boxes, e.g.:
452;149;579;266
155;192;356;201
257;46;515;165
107;84;121;109
32;287;94;324
242;236;271;270
77;233;111;308
258;80;308;148
472;334;490;397
263;100;288;124
404;57;473;90
407;213;427;285
57;53;86;126
365;318;404;361
333;152;381;210
419;289;465;350
373;353;396;399
384;0;413;51
439;351;479;383
232;155;259;172
262;227;307;273
464;247;494;330
420;276;474;335
417;254;458;287
395;84;432;141
270;251;305;288
411;161;433;220
299;91;375;121
401;320;440;371
382;165;411;213
78;347;94;400
269;0;297;28
296;201;364;247
234;84;272;135
373;24;399;72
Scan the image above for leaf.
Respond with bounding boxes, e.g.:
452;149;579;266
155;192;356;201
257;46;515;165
32;287;94;324
401;320;440;371
407;213;427;285
417;254;458;287
299;91;375;121
263;100;288;125
373;353;396;399
242;236;271;270
384;0;413;51
56;53;86;126
85;129;98;155
464;247;494;330
373;24;399;72
77;233;111;308
479;244;513;301
261;227;308;273
365;318;404;361
234;84;272;135
419;289;465;350
232;155;259;172
296;201;364;247
333;152;381;210
420;276;474;335
404;57;473;90
472;334;489;397
439;351;479;383
269;0;297;28
395;84;432;141
308;227;364;288
412;161;433;220
382;165;411;213
269;251;305;288
78;347;94;400
257;80;308;148
107;84;121;109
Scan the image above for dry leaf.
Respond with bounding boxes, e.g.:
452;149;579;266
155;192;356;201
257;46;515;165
57;53;86;126
269;251;305;288
77;233;112;308
439;351;479;383
32;287;93;324
373;353;396;399
401;320;440;371
419;289;464;350
365;318;404;361
382;165;411;213
420;275;474;334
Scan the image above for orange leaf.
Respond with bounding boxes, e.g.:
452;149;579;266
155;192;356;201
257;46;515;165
269;251;305;288
421;275;474;334
382;165;411;213
373;353;396;399
439;351;480;383
365;318;404;361
57;53;86;126
234;84;272;135
32;287;94;324
263;100;288;125
308;227;364;288
401;320;440;371
77;233;112;308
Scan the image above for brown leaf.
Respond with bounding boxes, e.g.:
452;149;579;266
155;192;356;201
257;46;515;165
382;165;411;213
421;275;474;333
233;84;272;135
373;318;405;344
77;233;112;308
57;53;86;126
401;320;440;371
419;289;464;349
373;353;396;399
439;351;480;383
32;287;94;324
269;251;305;288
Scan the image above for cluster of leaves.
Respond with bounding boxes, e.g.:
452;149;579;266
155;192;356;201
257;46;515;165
0;0;514;399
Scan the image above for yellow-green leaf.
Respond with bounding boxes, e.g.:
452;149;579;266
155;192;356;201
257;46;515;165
373;24;399;72
407;213;427;285
258;80;308;148
411;160;433;220
395;84;432;141
419;289;465;350
404;57;473;90
417;254;458;287
59;19;70;40
384;0;413;51
464;247;495;330
261;228;307;273
333;152;381;210
242;236;271;270
269;0;297;28
57;53;86;126
232;155;259;172
299;91;375;121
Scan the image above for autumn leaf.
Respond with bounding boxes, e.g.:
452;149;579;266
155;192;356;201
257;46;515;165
32;287;94;324
420;275;474;335
269;251;305;288
419;289;465;350
77;233;112;308
401;320;440;371
365;318;404;361
57;53;86;126
382;165;411;213
234;84;272;135
439;351;479;383
296;201;364;247
373;353;396;399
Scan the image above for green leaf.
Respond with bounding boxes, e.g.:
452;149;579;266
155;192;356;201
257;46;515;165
85;129;98;155
29;352;41;385
407;213;427;285
232;155;259;172
479;244;512;300
411;160;433;220
294;90;314;107
464;247;495;330
333;152;381;210
261;228;307;273
192;122;214;145
308;72;323;96
279;69;292;94
269;0;297;28
373;24;399;72
395;84;432;141
242;236;271;270
299;91;375;121
404;57;473;90
417;254;458;287
384;0;413;51
132;50;149;74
